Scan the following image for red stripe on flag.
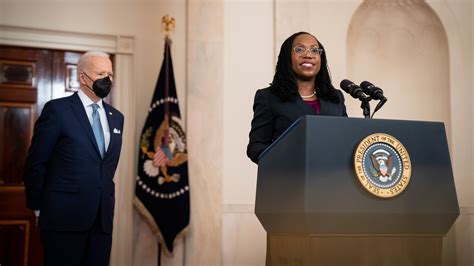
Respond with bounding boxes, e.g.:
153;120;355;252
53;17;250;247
153;148;169;167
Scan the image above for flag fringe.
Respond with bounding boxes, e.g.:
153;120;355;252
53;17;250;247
133;196;190;256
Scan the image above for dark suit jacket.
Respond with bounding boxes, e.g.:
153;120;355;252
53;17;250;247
247;87;347;163
23;93;124;234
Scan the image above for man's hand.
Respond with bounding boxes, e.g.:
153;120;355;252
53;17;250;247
33;210;40;227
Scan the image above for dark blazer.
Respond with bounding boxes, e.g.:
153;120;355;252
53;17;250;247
23;93;124;234
247;87;347;163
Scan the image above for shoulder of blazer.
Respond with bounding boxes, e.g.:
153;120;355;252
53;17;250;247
46;93;77;106
63;92;83;107
38;94;78;115
255;87;282;104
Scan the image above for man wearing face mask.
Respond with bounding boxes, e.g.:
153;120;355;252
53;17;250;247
23;51;124;266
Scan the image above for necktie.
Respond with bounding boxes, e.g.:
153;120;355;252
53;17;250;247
91;103;105;158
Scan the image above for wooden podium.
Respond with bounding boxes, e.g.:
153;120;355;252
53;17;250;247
255;116;459;266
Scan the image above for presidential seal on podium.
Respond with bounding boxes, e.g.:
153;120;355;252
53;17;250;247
354;133;412;198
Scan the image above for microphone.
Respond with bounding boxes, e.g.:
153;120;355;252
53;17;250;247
360;81;387;101
360;81;387;116
340;79;367;100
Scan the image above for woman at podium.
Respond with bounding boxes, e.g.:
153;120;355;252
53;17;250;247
247;32;347;163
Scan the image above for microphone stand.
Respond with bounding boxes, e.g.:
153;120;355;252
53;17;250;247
360;97;371;119
371;98;387;118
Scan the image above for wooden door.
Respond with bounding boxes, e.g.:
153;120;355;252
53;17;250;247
0;46;83;266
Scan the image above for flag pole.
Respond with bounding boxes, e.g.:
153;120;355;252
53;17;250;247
158;242;162;266
158;15;176;266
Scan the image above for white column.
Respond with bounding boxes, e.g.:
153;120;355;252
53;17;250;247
186;0;224;264
110;51;136;266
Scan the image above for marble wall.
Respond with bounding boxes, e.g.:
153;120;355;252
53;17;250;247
222;1;273;264
186;0;224;265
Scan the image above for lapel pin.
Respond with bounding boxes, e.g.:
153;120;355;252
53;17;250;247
109;112;113;115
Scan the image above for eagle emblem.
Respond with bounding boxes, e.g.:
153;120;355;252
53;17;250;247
140;115;188;185
369;149;397;182
354;133;412;198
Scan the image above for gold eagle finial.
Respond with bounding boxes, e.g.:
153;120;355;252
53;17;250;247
162;15;176;39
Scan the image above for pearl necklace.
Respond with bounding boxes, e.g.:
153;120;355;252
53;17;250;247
300;91;316;99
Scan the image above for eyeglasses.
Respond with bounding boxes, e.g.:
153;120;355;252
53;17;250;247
293;46;323;56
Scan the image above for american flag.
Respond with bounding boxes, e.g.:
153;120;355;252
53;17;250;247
134;37;190;255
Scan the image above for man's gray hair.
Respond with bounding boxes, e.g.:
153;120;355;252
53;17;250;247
77;51;110;73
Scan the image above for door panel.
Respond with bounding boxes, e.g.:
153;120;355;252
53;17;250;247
0;220;29;266
0;46;86;266
0;103;34;186
52;51;81;99
0;46;52;266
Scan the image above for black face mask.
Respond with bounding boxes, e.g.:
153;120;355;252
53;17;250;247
83;73;112;98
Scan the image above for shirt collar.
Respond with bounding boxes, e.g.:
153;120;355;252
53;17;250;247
78;89;104;110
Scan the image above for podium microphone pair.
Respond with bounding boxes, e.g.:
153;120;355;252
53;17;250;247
340;79;387;118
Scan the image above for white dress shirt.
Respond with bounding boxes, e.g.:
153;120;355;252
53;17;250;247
78;89;111;151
